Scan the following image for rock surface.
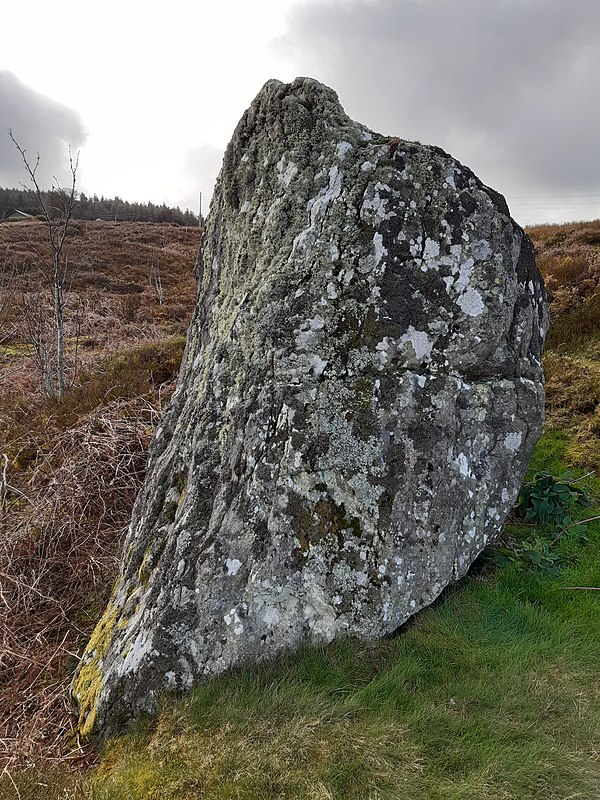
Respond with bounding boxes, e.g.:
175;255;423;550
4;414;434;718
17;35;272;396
73;77;547;735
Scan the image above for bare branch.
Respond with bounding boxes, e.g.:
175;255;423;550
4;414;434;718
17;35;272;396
7;133;80;400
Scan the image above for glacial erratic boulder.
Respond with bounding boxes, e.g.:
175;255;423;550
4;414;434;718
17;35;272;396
73;77;547;735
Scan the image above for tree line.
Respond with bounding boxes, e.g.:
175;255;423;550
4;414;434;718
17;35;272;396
0;186;199;227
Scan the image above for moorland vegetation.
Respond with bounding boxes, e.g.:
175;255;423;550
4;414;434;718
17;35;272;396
0;217;598;799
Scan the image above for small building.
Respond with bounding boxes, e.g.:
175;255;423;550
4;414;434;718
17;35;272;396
1;209;36;222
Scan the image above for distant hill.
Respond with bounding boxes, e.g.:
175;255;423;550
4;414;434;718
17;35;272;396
0;186;199;226
0;219;200;336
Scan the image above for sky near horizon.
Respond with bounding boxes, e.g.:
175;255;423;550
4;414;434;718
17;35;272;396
1;0;599;226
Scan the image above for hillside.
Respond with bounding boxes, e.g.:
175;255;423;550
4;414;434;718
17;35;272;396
532;220;600;467
0;218;599;799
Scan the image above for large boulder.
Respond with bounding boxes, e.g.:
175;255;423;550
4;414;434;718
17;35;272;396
73;77;547;735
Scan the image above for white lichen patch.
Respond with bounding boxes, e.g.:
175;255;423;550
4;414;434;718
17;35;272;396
292;165;343;256
399;327;433;362
360;182;395;225
336;140;353;160
457;287;485;317
423;237;440;262
295;316;325;351
444;173;456;190
454;258;475;293
376;336;394;368
504;432;523;451
472;239;491;261
327;281;338;299
116;627;155;678
226;558;242;576
276;155;298;189
309;354;328;377
454;452;471;478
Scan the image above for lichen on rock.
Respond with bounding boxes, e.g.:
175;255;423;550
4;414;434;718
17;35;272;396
73;77;547;736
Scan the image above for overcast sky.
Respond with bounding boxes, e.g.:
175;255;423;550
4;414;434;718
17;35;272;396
1;0;599;226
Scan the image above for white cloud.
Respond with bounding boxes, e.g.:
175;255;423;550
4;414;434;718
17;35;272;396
2;0;599;225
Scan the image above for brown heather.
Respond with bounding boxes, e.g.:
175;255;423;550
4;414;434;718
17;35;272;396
527;220;600;467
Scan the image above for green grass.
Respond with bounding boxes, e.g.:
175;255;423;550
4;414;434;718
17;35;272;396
0;336;95;359
12;431;592;800
0;341;34;357
524;429;572;477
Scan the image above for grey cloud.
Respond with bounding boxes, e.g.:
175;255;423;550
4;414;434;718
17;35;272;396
0;70;86;189
277;0;600;221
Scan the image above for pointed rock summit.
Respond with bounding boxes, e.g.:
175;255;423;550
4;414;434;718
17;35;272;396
74;78;547;735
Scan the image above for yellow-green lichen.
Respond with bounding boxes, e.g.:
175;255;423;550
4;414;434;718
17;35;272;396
137;550;152;587
136;534;167;587
72;601;120;736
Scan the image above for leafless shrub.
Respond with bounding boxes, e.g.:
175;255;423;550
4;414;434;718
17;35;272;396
8;133;80;400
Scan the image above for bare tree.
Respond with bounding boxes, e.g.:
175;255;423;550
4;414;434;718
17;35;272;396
8;132;80;401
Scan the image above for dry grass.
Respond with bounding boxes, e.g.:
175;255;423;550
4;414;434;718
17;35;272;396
543;347;600;467
544;291;600;351
0;332;187;772
527;220;600;318
0;220;200;288
0;397;160;771
526;221;600;468
527;218;600;251
0;220;199;356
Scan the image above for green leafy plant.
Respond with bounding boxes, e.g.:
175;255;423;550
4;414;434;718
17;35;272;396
488;533;562;578
517;471;589;527
486;472;593;576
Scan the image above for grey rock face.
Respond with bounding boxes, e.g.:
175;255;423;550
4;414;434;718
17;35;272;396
73;77;547;735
